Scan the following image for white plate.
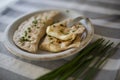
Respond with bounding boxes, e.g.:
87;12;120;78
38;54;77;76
4;9;94;60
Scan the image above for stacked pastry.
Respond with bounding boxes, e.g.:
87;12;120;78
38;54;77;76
40;19;85;52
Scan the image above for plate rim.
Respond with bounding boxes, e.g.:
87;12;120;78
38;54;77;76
4;9;94;60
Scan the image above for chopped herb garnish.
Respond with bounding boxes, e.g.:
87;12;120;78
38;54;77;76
60;24;64;26
25;38;29;41
28;36;31;38
72;30;76;32
19;37;30;42
20;37;25;42
60;29;64;33
28;28;31;32
32;19;38;24
36;38;117;80
20;30;31;42
24;31;27;37
48;35;51;37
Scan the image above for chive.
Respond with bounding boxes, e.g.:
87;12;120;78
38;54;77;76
48;35;51;37
36;38;118;80
72;30;75;32
59;40;106;80
82;42;114;80
40;39;103;80
72;43;103;79
32;19;38;24
73;41;111;80
72;58;94;79
36;39;104;80
60;29;64;33
28;36;31;38
19;37;25;42
19;37;30;42
24;31;27;37
59;56;93;80
28;28;31;32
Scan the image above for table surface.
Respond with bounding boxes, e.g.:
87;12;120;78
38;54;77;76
0;0;120;80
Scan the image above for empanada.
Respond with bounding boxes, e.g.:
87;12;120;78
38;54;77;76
13;11;59;53
40;19;85;52
40;35;81;52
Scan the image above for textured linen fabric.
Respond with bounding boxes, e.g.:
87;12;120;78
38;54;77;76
0;0;120;80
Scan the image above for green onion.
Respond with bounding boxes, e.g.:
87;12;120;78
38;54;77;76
81;42;113;80
82;42;119;80
24;31;27;37
28;27;31;32
32;19;38;24
36;38;118;80
19;37;30;42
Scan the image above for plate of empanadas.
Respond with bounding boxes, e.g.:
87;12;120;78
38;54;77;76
4;9;94;60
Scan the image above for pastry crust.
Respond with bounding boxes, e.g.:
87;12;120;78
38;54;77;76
40;19;85;52
13;11;59;53
40;35;81;52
